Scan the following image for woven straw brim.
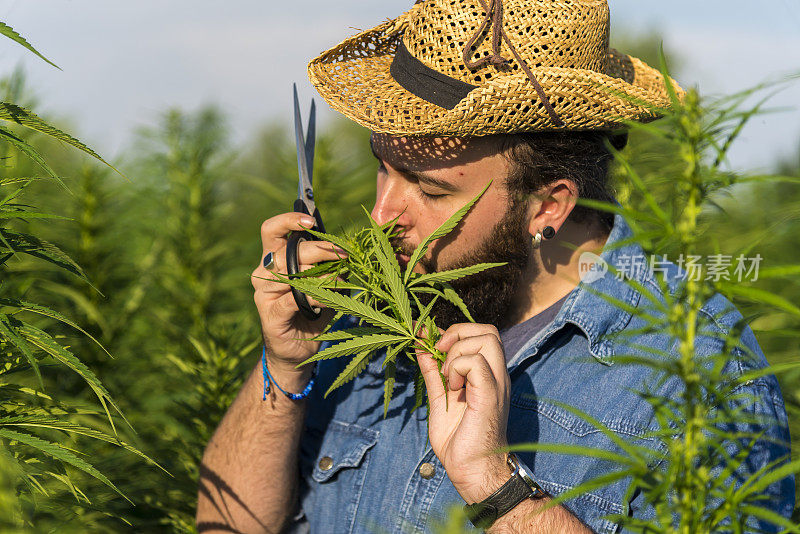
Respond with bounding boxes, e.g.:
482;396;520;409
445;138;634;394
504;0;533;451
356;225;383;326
309;19;683;136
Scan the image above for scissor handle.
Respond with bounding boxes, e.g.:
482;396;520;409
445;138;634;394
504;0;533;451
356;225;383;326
292;199;325;234
287;200;326;321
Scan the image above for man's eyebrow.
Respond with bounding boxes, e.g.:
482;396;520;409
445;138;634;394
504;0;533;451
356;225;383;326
369;137;459;192
402;168;459;192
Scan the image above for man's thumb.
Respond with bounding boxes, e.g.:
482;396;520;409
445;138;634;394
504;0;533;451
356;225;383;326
416;349;446;400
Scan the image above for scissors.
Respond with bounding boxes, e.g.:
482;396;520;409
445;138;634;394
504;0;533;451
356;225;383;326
286;84;326;321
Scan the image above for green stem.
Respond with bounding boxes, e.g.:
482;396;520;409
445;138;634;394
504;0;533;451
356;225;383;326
674;92;706;534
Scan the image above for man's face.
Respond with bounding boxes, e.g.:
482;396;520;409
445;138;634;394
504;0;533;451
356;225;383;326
370;134;533;329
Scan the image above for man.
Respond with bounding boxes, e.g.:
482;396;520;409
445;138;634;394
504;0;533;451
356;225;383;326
197;1;794;532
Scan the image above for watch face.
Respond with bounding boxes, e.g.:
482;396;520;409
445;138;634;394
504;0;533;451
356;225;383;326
507;454;533;497
512;456;547;499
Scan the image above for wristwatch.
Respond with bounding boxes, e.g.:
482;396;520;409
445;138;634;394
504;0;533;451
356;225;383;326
463;453;546;530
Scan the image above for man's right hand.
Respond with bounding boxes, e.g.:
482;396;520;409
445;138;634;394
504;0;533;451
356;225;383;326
199;211;342;531
251;212;347;378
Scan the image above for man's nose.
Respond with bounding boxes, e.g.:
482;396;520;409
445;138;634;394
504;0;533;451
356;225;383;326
371;178;408;226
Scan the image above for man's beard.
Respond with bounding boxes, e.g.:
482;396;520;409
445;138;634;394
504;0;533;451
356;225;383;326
393;197;533;331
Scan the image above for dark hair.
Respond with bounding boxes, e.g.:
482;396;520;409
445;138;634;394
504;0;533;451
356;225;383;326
499;131;627;230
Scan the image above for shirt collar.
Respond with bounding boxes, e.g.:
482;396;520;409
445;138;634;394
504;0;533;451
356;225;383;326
506;213;646;370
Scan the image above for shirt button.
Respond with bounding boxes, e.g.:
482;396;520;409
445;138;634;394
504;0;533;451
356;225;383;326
318;456;333;471
419;462;436;479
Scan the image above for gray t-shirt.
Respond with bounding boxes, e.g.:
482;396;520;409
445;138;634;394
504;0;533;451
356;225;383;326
500;295;568;362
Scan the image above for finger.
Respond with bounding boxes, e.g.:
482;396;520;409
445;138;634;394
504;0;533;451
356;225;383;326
251;263;285;291
416;350;446;401
441;333;506;386
298;263;347;275
293;240;348;265
260;212;317;252
253;272;290;313
252;249;295;286
255;240;345;283
447;353;498;400
436;323;501;354
252;254;348;304
272;290;329;321
412;319;444;342
273;241;347;274
296;265;350;290
258;249;290;278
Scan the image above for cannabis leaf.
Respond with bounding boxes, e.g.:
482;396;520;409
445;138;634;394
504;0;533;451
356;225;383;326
278;181;504;416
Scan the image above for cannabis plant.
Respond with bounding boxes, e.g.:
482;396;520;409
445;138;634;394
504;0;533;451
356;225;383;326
111;107;253;532
0;22;154;528
276;181;504;416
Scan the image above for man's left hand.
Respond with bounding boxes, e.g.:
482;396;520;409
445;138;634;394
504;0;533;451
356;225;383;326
417;323;512;505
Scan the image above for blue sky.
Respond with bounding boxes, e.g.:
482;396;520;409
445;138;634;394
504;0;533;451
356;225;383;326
0;0;798;171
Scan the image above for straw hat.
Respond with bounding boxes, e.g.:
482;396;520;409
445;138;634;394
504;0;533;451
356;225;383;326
308;0;683;136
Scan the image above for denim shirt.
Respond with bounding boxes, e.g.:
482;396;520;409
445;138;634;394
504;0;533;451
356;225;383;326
293;214;794;534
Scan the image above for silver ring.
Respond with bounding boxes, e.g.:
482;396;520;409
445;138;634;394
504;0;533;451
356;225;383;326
263;252;276;270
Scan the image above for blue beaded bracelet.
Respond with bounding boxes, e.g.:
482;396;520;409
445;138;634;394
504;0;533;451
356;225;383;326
261;345;315;401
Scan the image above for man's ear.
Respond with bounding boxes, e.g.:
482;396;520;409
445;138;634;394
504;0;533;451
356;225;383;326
526;179;578;237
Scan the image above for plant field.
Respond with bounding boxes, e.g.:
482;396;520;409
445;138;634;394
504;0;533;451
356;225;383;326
0;23;797;533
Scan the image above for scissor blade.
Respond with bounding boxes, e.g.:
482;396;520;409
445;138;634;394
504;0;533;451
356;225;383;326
293;84;315;214
305;99;316;184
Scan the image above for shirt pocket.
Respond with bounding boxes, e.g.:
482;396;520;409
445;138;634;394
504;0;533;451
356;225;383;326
303;420;379;534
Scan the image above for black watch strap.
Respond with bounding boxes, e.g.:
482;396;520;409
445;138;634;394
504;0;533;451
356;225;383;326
463;454;545;530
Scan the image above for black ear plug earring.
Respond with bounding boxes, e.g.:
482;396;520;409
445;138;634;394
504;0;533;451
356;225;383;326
532;226;556;249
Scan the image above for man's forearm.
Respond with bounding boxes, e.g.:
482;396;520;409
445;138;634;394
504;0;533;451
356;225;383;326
488;497;592;534
196;360;312;533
